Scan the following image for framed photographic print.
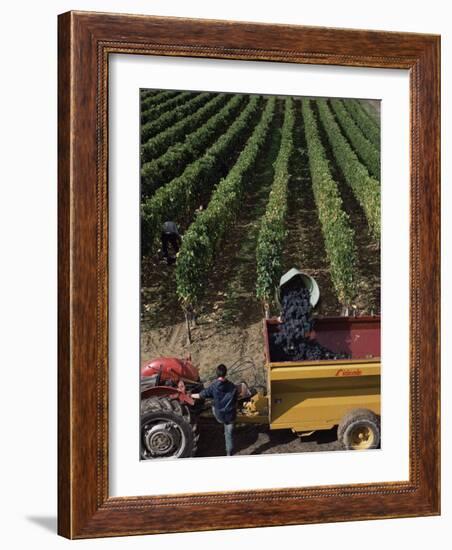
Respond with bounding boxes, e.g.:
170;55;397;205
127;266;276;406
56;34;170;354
58;11;440;538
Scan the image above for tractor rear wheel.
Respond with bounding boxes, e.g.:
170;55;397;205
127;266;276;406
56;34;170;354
140;397;199;459
338;409;380;451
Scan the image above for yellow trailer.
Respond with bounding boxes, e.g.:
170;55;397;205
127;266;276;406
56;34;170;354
238;315;381;450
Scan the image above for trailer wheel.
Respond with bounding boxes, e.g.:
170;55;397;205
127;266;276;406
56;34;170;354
338;409;380;450
140;397;199;459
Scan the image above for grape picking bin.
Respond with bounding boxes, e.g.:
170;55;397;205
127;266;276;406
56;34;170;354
275;267;320;309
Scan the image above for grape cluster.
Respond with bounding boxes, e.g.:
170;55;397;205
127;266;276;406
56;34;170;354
270;285;348;361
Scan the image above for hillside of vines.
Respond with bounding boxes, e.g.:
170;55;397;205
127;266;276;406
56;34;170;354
139;89;381;382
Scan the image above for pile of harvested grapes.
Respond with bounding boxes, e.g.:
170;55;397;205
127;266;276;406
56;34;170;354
270;286;349;361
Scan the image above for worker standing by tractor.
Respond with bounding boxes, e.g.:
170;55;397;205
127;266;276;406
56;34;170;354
191;364;238;456
161;220;181;264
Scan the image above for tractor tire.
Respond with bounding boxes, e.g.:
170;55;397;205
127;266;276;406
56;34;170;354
337;409;380;451
140;397;199;459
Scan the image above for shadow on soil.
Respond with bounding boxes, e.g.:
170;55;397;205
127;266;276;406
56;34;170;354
196;417;341;458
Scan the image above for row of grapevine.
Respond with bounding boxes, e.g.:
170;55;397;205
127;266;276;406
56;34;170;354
141;93;228;161
329;99;380;180
140;89;179;112
141;94;247;199
141;91;194;124
140;89;160;101
301;99;358;305
316;99;380;239
343;99;380;149
175;97;276;307
141;95;263;254
359;101;380;125
141;92;213;146
255;98;294;308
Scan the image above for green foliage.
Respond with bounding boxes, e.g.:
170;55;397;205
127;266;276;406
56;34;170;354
141;94;246;199
316;99;380;240
140;89;160;101
141;91;194;124
255;97;294;303
141;95;263;255
343;99;380;148
141;93;227;160
141;92;213;145
175;98;276;306
330;99;380;180
301;99;358;306
141;92;198;125
140;89;179;112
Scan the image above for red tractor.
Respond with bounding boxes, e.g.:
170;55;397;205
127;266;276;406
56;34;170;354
140;356;204;459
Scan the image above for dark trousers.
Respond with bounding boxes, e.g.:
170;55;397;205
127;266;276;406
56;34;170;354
161;232;180;258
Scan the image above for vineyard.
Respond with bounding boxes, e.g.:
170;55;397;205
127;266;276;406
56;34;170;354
140;88;381;381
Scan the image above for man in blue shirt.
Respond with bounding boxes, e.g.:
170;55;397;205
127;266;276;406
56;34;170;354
192;364;237;456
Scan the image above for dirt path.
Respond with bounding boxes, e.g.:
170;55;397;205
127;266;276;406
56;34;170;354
312;101;381;314
283;101;342;316
196;417;341;457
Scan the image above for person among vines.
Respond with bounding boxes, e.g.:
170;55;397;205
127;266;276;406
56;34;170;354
161;220;181;264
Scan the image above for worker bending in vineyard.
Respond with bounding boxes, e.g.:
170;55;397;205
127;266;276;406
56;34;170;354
160;220;181;264
191;364;238;456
